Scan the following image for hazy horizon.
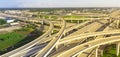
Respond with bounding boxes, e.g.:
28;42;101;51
1;0;120;8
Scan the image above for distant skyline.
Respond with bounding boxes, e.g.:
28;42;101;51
0;0;120;8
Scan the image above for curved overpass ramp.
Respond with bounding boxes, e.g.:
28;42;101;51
49;30;120;57
58;36;120;57
66;20;109;37
59;30;120;45
0;20;54;57
35;19;66;57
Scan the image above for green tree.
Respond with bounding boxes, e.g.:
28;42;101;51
0;19;6;25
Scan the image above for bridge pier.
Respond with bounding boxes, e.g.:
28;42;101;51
117;20;120;28
108;19;111;24
25;18;28;23
77;20;79;24
52;30;54;33
110;19;112;23
70;17;72;23
116;43;120;56
41;20;44;25
95;47;99;57
90;16;93;22
33;20;35;24
63;30;66;36
49;30;53;37
55;43;59;50
82;16;84;22
100;49;103;56
49;16;51;20
92;36;97;40
49;34;52;37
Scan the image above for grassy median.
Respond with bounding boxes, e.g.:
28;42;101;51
0;25;43;54
103;45;120;57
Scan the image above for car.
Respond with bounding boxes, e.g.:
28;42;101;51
84;44;91;47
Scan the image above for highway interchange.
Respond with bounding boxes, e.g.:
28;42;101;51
0;9;120;57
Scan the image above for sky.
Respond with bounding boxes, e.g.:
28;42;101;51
0;0;120;8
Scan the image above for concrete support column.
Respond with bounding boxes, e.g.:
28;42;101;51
25;18;27;23
59;17;62;27
52;30;54;33
83;16;84;22
95;48;98;57
41;16;45;25
49;30;53;37
109;19;112;23
49;34;51;37
116;43;120;56
100;49;103;56
49;16;51;20
70;16;72;23
55;43;59;50
91;16;93;22
63;29;66;36
41;19;44;25
117;20;120;28
71;19;72;23
95;46;99;57
77;20;79;24
93;36;97;40
33;20;35;24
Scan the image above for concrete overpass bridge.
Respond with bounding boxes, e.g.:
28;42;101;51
66;20;109;37
34;17;111;57
48;19;119;57
17;18;115;56
0;14;92;56
54;9;119;57
59;21;119;44
0;19;54;57
35;19;66;57
58;36;120;57
49;29;120;57
1;9;120;57
58;30;120;45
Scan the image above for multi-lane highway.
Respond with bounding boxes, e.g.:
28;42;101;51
49;30;120;57
54;10;120;57
58;36;120;57
66;20;109;37
76;20;116;57
1;9;120;57
59;30;120;45
35;19;66;57
0;19;54;57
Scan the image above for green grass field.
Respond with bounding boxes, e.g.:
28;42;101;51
103;45;120;57
0;26;43;54
0;31;30;51
63;15;84;18
0;19;6;25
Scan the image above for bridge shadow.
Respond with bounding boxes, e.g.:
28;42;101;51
23;43;47;57
95;20;115;31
